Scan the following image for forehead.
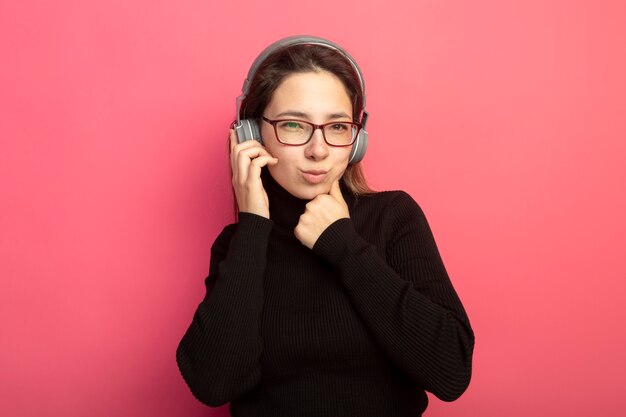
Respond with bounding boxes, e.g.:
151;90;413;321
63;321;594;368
266;71;352;115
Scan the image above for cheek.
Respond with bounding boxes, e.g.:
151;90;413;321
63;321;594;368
260;125;277;151
335;149;352;166
268;149;300;180
270;147;296;165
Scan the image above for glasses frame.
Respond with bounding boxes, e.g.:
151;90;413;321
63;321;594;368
262;116;361;147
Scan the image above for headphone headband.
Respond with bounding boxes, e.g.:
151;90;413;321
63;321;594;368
240;35;366;110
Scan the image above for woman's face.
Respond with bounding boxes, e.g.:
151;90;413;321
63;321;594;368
261;71;353;200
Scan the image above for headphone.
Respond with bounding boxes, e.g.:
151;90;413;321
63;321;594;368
234;35;369;164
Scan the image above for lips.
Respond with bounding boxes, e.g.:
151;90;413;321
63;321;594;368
301;169;328;184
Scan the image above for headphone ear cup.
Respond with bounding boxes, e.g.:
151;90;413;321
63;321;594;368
348;129;368;164
234;119;262;144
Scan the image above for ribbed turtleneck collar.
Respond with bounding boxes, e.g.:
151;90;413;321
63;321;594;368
261;168;355;230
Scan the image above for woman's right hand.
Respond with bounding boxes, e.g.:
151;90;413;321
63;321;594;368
229;129;278;218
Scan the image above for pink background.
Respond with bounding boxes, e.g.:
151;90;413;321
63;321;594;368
2;1;625;416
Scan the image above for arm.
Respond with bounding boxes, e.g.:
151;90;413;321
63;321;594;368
176;129;277;405
176;213;272;406
312;192;474;401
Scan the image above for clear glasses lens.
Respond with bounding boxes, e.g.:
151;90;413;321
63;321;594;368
323;123;358;146
275;120;357;146
276;121;312;144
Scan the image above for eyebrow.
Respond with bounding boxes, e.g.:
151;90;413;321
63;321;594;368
273;110;352;120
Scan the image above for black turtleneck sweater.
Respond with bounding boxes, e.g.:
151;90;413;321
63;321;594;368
176;170;474;416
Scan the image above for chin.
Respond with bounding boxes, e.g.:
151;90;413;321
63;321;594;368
290;183;331;201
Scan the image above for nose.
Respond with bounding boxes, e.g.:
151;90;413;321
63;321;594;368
304;128;329;160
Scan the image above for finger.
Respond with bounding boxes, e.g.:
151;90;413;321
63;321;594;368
236;148;277;184
232;140;273;164
232;142;271;165
248;155;278;180
229;129;245;170
329;179;344;200
236;149;253;186
232;137;263;155
237;145;274;162
234;145;258;185
249;154;278;168
229;128;264;152
229;129;237;151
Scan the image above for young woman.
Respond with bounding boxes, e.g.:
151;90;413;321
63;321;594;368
176;36;474;417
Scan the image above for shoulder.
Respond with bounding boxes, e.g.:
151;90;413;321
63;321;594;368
352;190;425;220
348;190;430;244
216;222;238;241
210;222;238;254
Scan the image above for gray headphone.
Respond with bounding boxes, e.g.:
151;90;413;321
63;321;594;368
234;35;369;164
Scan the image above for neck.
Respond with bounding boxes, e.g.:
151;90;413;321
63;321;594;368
260;168;355;229
261;168;308;229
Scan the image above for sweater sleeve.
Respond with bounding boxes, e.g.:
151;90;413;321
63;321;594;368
312;192;474;402
176;213;273;406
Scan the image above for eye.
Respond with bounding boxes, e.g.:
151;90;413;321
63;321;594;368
279;121;304;130
329;123;349;132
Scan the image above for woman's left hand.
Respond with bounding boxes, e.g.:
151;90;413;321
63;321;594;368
295;180;350;249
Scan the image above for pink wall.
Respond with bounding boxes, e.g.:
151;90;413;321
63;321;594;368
2;1;625;415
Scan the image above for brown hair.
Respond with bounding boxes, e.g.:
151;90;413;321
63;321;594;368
240;43;374;195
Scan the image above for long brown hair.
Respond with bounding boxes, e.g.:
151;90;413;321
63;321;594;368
240;43;374;195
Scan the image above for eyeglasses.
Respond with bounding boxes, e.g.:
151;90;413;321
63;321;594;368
262;116;361;146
